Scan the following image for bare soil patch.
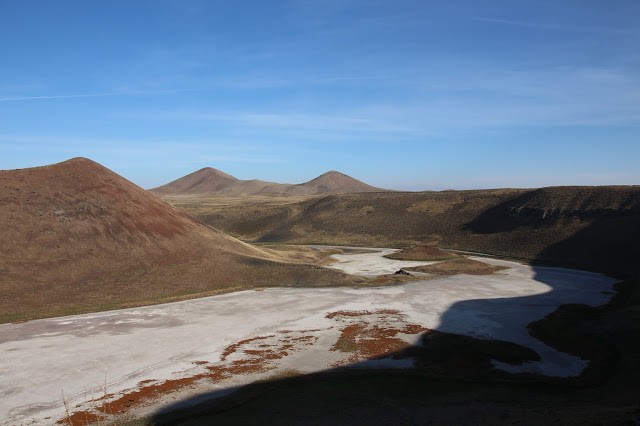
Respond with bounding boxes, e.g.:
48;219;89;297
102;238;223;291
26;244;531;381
258;244;344;265
406;257;508;275
385;245;459;261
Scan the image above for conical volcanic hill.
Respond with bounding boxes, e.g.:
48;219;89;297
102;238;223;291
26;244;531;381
281;170;383;195
150;167;240;195
0;158;354;322
151;168;386;197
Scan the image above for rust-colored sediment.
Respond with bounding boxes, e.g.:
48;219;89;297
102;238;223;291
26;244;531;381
57;410;105;426
59;314;426;425
58;329;321;425
333;324;422;359
58;374;210;425
325;309;400;319
330;310;429;366
58;313;426;425
103;375;207;415
220;335;275;360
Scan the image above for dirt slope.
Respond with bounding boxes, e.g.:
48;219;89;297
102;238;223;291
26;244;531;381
181;186;640;274
0;158;357;322
261;171;385;196
306;170;385;193
151;169;386;197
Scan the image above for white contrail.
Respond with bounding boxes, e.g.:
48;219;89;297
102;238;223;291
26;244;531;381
0;88;207;102
0;93;119;102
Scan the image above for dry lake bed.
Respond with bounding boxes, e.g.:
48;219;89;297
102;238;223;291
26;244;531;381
0;247;617;425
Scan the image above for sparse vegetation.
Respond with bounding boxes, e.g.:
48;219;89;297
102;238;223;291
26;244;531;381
168;187;640;276
4;158;640;425
144;186;640;425
263;369;303;381
0;159;391;323
405;257;508;276
384;245;459;261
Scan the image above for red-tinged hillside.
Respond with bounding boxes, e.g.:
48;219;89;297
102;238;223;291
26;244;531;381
0;158;358;322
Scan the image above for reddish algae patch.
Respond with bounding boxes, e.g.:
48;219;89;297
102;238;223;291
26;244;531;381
325;309;400;319
220;335;275;360
59;318;430;425
57;410;105;426
58;329;323;424
330;310;429;365
99;374;207;415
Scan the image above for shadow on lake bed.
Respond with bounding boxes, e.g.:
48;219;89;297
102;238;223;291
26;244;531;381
145;217;640;425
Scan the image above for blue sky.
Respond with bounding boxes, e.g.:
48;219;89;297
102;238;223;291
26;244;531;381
1;0;639;190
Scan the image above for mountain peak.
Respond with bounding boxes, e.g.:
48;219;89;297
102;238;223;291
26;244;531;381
150;166;238;195
64;156;94;164
301;170;382;194
318;170;345;177
151;168;389;196
309;170;361;183
196;167;238;181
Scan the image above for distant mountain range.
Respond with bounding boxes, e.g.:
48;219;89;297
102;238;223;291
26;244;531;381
150;168;387;196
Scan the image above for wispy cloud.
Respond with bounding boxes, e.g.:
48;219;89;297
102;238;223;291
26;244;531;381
0;73;394;102
127;109;416;135
471;17;631;35
175;155;286;165
0;133;298;186
0;89;207;103
215;112;412;132
0;92;121;102
0;134;286;152
125;64;640;137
